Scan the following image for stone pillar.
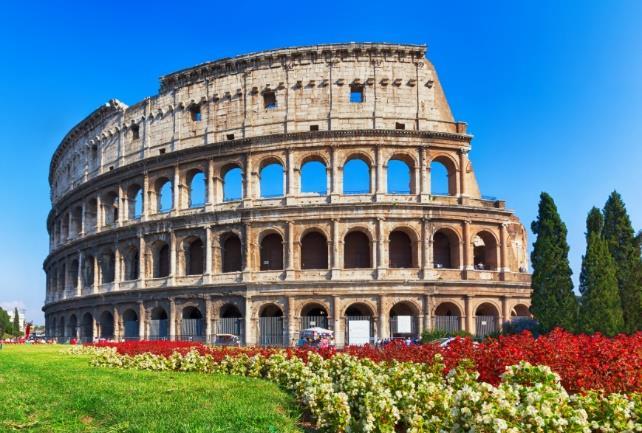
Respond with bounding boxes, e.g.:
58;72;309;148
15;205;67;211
286;220;295;272
330;148;340;200
243;154;253;202
423;294;431;332
331;219;341;277
287;297;296;347
205;226;213;279
173;166;181;212
375;146;384;197
332;295;344;347
113;247;121;290
138;301;145;340
77;252;84;296
205;297;213;342
113;306;120;341
117;184;125;225
138;236;146;286
244;296;254;345
95;195;103;230
286;149;295;198
459;149;468;197
142;172;150;220
463;220;472;271
170;230;177;282
422;218;432;278
206;159;215;207
92;253;100;294
80;202;86;236
242;223;251;273
378;295;389;341
465;296;474;334
500;223;509;272
169;298;176;341
376;217;385;277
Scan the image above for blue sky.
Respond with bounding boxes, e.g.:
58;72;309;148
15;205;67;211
1;1;641;323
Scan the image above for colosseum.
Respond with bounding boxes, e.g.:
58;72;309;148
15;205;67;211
43;43;532;346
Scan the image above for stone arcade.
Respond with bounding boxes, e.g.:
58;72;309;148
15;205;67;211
43;43;531;346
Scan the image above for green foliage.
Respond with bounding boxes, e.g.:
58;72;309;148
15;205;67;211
0;345;304;433
0;307;13;336
579;230;624;336
530;192;578;332
420;328;472;343
12;307;21;336
602;191;642;333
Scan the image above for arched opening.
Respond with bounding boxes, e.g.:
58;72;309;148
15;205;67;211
188;170;206;208
387;158;412;194
99;311;114;340
86;199;98;232
260;233;283;271
185;238;204;275
344;230;371;269
122;309;139;340
433;229;460;269
430;157;457;196
301;231;328;270
259;162;284;198
300;160;327;195
222;165;243;202
58;316;66;340
259;304;284;346
511;304;530;318
71;206;82;236
123;247;139;281
390;302;419;339
80;312;93;342
70;259;79;289
221;233;242;273
216;304;243;337
100;250;115;284
473;231;499;271
156;178;173;213
345;303;374;346
343;157;370;195
153;242;170;278
475;303;500;337
150;307;169;340
83;255;95;288
67;314;78;339
127;184;143;220
300;303;329;330
102;191;119;226
180;306;205;341
50;317;56;339
434;302;462;334
389;230;413;268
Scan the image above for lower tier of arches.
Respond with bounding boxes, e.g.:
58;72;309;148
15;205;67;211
44;286;531;346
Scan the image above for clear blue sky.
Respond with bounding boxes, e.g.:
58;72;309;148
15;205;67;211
1;1;641;324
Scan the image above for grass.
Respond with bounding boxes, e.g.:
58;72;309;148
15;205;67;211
0;345;309;433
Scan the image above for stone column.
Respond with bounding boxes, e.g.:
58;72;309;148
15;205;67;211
332;295;344;347
117;184;125;225
92;253;100;294
169;298;176;341
463;220;472;271
113;247;121;290
500;223;509;272
378;295;389;340
376;218;385;278
80;202;86;236
113;306;120;341
501;296;510;325
331;219;341;278
286;149;295;199
170;230;177;283
286;220;295;272
330;148;340;201
95;195;103;230
375;146;384;198
142;172;150;220
77;252;84;296
138;301;145;340
242;223;252;273
287;297;296;347
243;154;253;203
206;159;215;207
205;226;213;279
423;294;431;332
138;236;146;286
459;149;468;197
422;218;432;278
173;166;181;212
205;297;213;342
465;296;474;334
243;296;254;345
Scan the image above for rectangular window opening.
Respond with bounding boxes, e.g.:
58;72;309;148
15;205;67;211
131;124;140;140
309;124;319;131
395;122;405;130
263;91;277;109
226;134;235;141
159;148;166;155
350;84;364;103
190;106;202;122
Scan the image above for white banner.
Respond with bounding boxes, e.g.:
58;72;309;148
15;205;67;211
348;320;371;346
396;315;412;334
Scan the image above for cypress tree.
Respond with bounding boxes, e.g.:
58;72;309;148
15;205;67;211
579;208;624;335
530;192;577;332
13;307;20;336
602;192;642;333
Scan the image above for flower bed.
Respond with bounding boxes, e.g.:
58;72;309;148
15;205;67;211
91;329;642;394
77;345;642;433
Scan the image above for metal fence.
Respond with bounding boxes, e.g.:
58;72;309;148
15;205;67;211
259;317;284;346
215;318;243;337
149;319;169;340
390;315;419;338
300;315;329;330
434;316;461;334
475;316;498;337
123;320;139;340
178;319;205;341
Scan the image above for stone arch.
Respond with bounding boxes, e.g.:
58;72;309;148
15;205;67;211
220;303;243;318
67;314;78;339
300;302;330;329
433;227;461;269
300;158;328;195
80;312;93;341
472;230;499;271
344;229;372;269
389;301;420;338
220;232;242;272
433;301;463;317
151;240;170;278
388;228;417;268
99;248;116;284
150;306;169;340
70;205;83;236
387;153;416;194
221;163;244;202
82;254;95;287
258;156;285;199
126;183;143;220
122;245;139;281
511;304;531;317
258;303;284;346
122;308;139;340
344;302;375;317
186;168;206;208
300;230;329;270
184;236;205;275
342;154;372;195
259;231;284;271
101;190;119;226
58;316;66;338
430;154;458;196
433;301;463;334
154;177;173;213
475;302;501;337
99;310;114;340
70;259;79;288
181;305;205;340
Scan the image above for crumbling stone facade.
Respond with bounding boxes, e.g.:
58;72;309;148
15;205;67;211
43;43;531;345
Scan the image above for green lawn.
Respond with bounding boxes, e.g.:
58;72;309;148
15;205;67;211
0;345;308;433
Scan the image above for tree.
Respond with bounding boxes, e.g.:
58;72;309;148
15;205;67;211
579;208;624;335
0;307;12;337
602;192;642;333
530;192;578;332
13;307;21;336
